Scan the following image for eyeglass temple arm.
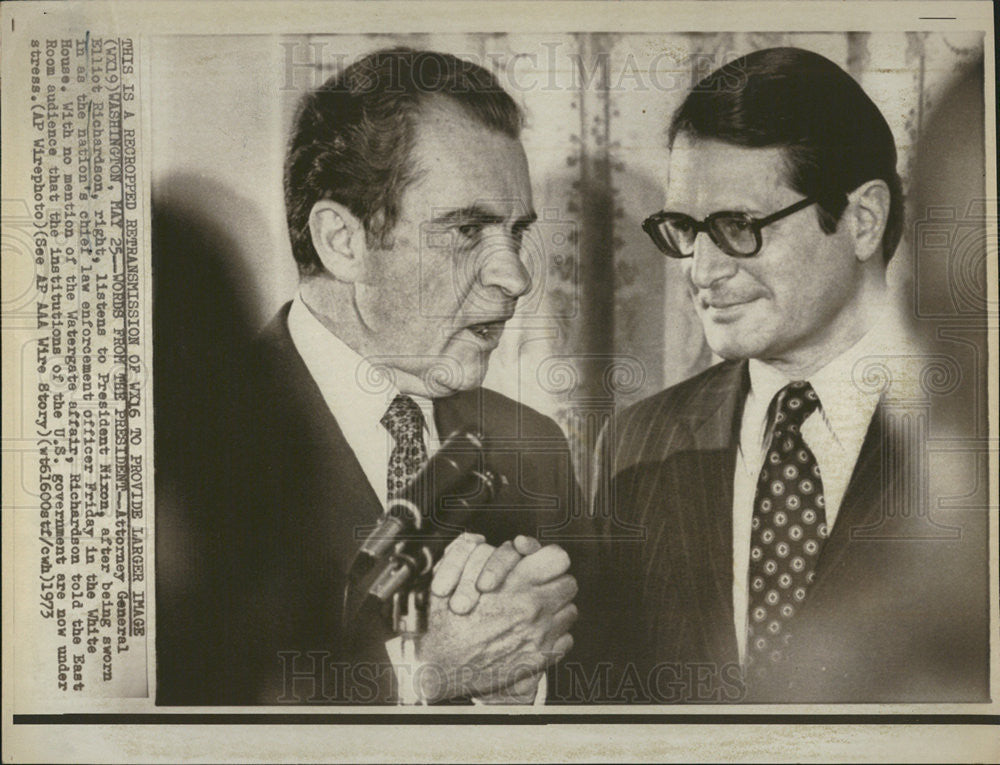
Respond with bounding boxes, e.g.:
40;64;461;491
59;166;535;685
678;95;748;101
755;197;816;228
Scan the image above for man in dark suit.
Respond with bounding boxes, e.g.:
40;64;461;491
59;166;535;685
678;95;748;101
586;48;989;703
156;48;579;705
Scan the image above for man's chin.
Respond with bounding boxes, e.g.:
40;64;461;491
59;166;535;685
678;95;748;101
396;358;488;398
424;371;483;397
701;328;761;363
422;340;495;397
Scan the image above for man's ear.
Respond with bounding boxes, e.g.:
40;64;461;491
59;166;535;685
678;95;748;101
308;200;367;282
845;179;891;263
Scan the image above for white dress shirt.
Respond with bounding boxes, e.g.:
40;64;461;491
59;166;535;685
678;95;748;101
731;313;913;663
287;293;545;704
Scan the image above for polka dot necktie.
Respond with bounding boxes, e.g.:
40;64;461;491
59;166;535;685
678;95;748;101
746;380;828;681
380;395;428;499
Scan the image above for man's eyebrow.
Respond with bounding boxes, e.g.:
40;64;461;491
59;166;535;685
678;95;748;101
430;206;502;226
429;205;538;228
514;210;539;229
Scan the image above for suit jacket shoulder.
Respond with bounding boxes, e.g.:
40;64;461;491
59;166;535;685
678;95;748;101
611;359;747;471
438;385;567;441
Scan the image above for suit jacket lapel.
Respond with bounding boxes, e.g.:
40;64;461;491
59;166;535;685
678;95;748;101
258;307;384;576
810;400;887;590
675;361;749;663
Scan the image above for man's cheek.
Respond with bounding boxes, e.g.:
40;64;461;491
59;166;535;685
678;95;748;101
681;265;697;298
416;277;458;321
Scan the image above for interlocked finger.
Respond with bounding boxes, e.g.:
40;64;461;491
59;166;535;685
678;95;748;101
449;541;497;614
507;544;572;587
431;532;485;599
476;541;524;593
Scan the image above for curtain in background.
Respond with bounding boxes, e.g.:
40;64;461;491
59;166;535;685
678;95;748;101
151;31;986;485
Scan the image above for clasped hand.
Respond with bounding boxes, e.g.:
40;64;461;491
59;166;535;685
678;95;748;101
412;533;577;703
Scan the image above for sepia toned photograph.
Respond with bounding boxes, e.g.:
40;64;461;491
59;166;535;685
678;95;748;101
151;31;992;707
2;2;997;762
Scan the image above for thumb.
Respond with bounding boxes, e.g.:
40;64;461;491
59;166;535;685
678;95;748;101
508;544;571;586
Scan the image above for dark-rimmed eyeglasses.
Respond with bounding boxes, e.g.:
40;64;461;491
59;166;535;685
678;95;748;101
642;197;817;258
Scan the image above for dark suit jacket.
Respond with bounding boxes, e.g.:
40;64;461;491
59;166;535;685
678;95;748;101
156;305;578;704
583;359;989;703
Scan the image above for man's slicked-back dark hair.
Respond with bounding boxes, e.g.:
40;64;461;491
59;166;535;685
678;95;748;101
668;47;904;262
284;47;523;274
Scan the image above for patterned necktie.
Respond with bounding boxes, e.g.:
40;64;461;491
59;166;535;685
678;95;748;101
746;380;828;681
380;394;428;499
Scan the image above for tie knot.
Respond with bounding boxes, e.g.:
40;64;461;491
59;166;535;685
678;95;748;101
381;394;425;444
771;381;821;432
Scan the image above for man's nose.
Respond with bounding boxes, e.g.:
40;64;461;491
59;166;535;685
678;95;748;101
687;231;738;289
477;235;532;300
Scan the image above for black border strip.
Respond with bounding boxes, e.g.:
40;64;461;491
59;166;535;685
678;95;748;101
12;713;1000;725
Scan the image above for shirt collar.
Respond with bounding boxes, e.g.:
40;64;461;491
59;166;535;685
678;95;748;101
804;322;885;450
745;310;893;453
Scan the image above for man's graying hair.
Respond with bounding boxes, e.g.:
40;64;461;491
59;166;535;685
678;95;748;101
669;47;904;263
284;47;524;274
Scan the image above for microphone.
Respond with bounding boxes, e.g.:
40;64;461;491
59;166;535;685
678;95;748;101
348;428;506;596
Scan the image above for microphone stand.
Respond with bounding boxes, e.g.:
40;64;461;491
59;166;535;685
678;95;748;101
347;428;504;705
392;580;429;704
369;541;434;704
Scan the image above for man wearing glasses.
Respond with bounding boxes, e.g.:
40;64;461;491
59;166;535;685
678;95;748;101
587;47;988;703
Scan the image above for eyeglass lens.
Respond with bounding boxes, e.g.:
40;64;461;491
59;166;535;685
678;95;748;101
661;214;757;256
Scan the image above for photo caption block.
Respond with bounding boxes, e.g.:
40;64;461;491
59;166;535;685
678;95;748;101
18;34;150;698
